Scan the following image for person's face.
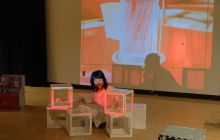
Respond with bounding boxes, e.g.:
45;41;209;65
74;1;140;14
94;78;104;89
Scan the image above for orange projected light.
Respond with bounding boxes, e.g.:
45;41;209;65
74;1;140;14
130;69;142;86
112;66;123;84
187;70;205;90
80;26;119;84
82;0;119;20
81;0;214;92
161;26;212;85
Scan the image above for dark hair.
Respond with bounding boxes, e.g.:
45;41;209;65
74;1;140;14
90;70;108;91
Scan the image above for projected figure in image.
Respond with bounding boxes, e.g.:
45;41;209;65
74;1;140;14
160;0;214;88
143;53;181;91
102;0;163;66
81;0;215;94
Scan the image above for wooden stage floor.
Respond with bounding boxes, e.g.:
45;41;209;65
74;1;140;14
0;86;220;140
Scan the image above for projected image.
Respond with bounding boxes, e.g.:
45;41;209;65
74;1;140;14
81;0;215;94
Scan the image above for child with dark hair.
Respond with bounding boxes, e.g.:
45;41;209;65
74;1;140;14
90;70;110;108
80;70;111;128
90;70;108;92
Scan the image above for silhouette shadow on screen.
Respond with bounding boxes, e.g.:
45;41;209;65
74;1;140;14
111;53;182;92
142;53;181;91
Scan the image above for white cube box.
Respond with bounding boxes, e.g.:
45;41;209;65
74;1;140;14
47;106;67;128
105;112;133;137
66;105;92;136
50;84;73;109
105;88;134;116
133;104;146;129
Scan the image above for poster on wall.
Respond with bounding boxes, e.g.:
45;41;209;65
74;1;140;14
81;0;216;95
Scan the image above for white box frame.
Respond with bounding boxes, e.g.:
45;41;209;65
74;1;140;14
66;107;92;136
47;107;67;128
105;112;133;137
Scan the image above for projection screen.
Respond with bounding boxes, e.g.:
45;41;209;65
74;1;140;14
80;0;218;95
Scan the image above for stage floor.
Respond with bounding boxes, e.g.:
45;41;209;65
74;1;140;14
0;86;219;140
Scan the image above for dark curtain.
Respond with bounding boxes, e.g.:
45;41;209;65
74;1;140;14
0;0;47;86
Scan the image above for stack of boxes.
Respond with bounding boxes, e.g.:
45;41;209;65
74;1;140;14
47;84;73;128
46;85;140;137
66;106;92;136
104;88;134;137
47;84;92;136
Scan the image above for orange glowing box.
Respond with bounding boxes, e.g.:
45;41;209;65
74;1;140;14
49;84;73;110
104;88;134;116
